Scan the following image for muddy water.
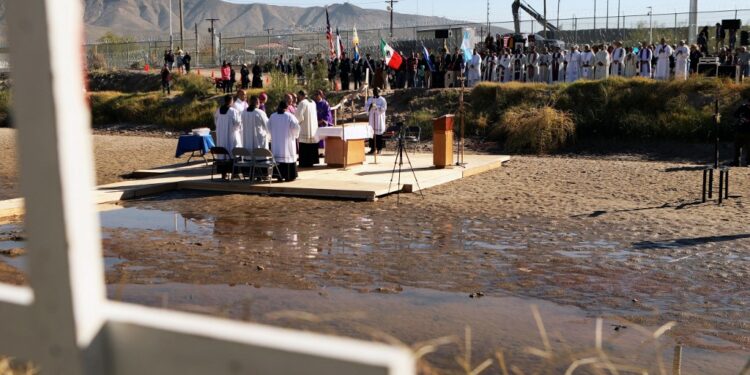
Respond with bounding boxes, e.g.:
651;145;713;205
1;190;749;373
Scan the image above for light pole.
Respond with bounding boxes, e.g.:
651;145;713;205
557;0;561;31
179;0;184;50
266;28;273;63
206;18;219;66
617;0;621;30
385;0;399;38
647;7;653;45
605;0;609;31
169;0;173;50
593;0;597;30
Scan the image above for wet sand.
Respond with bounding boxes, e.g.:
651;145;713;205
1;130;749;373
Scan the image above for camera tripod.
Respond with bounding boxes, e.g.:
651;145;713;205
387;127;425;203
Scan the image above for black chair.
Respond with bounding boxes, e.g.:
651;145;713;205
209;147;233;181
231;147;254;181
404;126;422;152
250;148;283;184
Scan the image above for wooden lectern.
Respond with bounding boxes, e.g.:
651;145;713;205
433;115;454;169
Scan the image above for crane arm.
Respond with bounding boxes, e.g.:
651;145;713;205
512;0;560;33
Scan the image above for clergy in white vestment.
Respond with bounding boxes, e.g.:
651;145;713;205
499;49;512;83
551;47;565;83
232;89;249;112
565;46;582;82
215;94;242;159
240;95;269;150
366;87;388;154
295;90;320;168
468;50;482;87
511;49;526;82
593;45;610;80
580;45;595;80
611;42;625;76
637;42;653;78
268;101;301;182
654;39;673;80
538;47;552;83
623;47;638;78
526;47;540;82
674;40;690;81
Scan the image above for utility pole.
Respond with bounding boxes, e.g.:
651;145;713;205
593;0;597;30
266;28;273;63
385;0;398;39
617;0;621;30
487;0;490;37
206;18;219;66
647;7;653;45
606;0;609;31
194;23;199;68
688;0;698;44
179;0;184;49
557;0;561;32
543;0;547;37
169;0;173;50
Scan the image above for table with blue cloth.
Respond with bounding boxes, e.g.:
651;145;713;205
175;134;215;164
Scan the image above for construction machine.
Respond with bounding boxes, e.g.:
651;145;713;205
508;0;565;50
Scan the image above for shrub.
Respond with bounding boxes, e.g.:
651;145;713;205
88;52;107;71
266;70;301;109
0;90;11;127
173;74;214;99
497;106;575;154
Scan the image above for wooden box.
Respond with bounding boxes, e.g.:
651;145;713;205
433;115;454;168
325;137;365;168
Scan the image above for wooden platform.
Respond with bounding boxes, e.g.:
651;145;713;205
0;153;509;220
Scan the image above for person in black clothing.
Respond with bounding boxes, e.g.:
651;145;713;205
252;62;263;88
228;63;236;93
182;52;191;73
734;100;750;166
240;64;250;89
689;44;703;75
339;53;351;91
160;64;171;95
295;57;305;83
697;26;709;54
352;59;363;90
716;23;726;54
328;58;338;90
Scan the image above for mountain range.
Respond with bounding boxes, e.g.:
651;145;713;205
73;0;462;42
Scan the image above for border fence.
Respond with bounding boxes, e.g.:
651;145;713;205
80;8;750;70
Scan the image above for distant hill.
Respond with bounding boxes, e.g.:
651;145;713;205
71;0;462;42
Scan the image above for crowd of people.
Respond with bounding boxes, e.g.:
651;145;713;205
213;88;339;182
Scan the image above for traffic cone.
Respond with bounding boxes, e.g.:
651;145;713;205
211;71;215;78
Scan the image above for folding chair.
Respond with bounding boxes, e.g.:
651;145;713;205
404;126;422;153
250;148;283;184
231;147;254;181
209;147;233;181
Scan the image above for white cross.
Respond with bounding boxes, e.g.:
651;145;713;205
0;1;414;374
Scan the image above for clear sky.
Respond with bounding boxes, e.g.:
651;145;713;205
228;0;749;23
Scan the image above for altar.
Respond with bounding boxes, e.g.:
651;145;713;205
315;123;374;168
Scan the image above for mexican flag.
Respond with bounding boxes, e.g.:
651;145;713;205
380;39;403;70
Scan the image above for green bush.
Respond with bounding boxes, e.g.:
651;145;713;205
266;70;301;110
0;90;11;127
496;106;575;154
173;74;215;99
89;91;217;130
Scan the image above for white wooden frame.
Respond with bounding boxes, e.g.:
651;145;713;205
0;1;414;374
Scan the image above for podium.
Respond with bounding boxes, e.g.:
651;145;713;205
433;115;454;168
315;124;374;168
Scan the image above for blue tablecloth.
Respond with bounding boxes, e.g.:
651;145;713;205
175;134;215;158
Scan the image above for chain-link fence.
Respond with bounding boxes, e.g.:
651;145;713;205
82;8;750;70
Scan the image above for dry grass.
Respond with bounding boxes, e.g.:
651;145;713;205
0;358;36;375
496;106;575;154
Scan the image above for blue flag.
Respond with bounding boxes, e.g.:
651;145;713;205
421;43;436;72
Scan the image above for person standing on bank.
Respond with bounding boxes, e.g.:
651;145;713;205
295;90;320;168
240;64;250;89
241;95;269;150
654;38;673;80
674;41;690;81
734;100;750;166
268;101;301;181
366;87;387;155
160;64;171;95
183;51;192;74
215;94;242;159
637;42;653;78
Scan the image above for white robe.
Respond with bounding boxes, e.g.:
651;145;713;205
240;108;269;150
551;52;565;82
674;46;690;80
594;50;610;80
268;112;301;163
232;99;248;113
366;96;387;135
638;48;653;77
655;44;673;80
499;55;512;82
468;54;482;86
526;53;540;82
565;51;582;82
538;53;552;83
511;54;526;81
580;51;595;79
295;98;318;144
611;47;625;76
623;53;638;78
214;107;242;156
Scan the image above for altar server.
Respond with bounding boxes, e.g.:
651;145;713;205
623;47;638;78
637;42;653;78
295;90;320;167
674;40;690;81
268;101;301;182
526;46;540;82
215;94;242;157
565;45;582;82
366;87;388;155
241;95;269;150
233;89;249;112
551;47;565;83
655;39;673;80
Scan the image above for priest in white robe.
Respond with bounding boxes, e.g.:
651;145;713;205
268;101;301;182
215;94;242;159
468;49;482;87
511;48;526;82
654;39;673;80
674;40;690;81
232;89;249;112
580;45;595;79
240;95;269;150
366;87;388;155
637;42;653;78
565;45;582;82
623;47;638;78
551;47;565;83
593;45;610;80
538;47;552;83
295;90;320;167
526;46;540;82
611;42;625;77
499;49;512;83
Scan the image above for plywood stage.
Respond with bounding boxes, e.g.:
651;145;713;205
0;152;509;220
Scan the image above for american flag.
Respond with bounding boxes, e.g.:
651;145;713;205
325;6;335;59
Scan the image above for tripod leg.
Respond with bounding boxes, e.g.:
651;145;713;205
402;145;425;199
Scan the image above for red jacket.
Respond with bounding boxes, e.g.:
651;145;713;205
221;66;231;80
